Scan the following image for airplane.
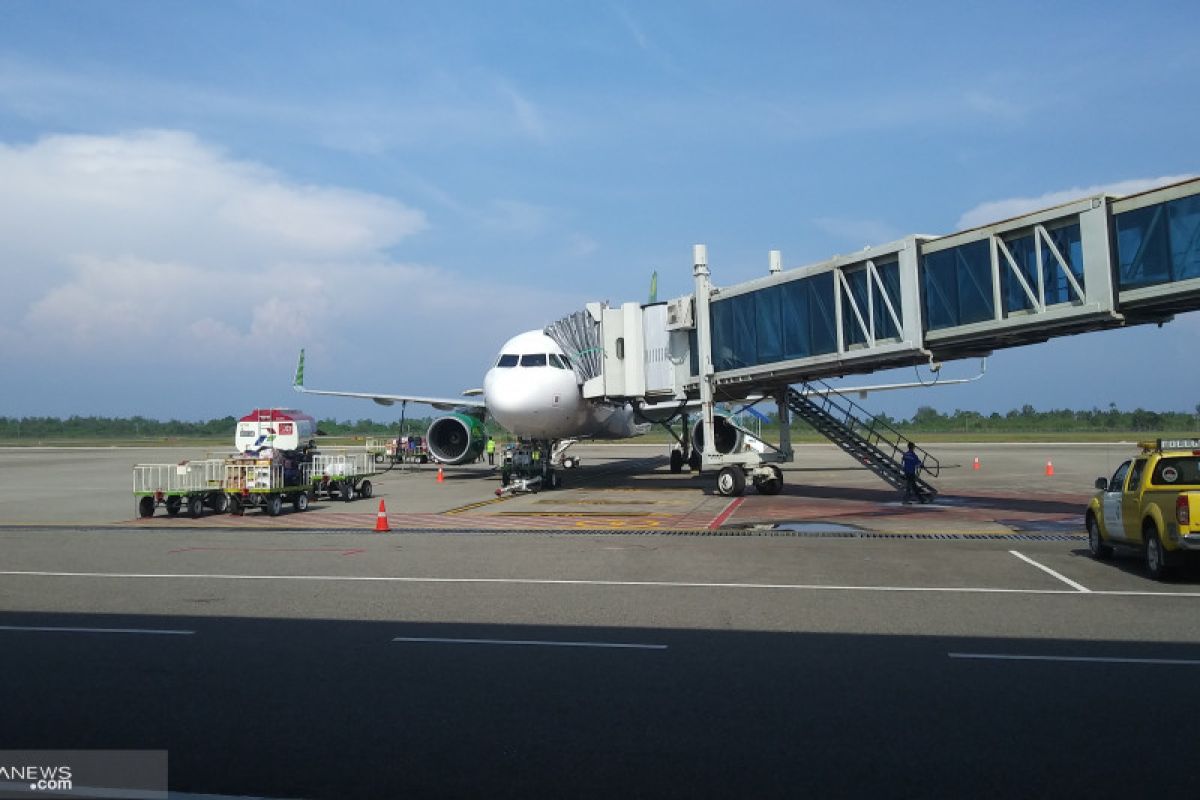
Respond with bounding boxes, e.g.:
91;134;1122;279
292;326;984;491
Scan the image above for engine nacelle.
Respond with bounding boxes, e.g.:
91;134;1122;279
426;413;487;465
691;414;744;455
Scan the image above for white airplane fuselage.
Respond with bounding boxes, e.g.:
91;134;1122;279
481;330;643;441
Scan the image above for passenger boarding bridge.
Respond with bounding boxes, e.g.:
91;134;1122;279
547;178;1200;497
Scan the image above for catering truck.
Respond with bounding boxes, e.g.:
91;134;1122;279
234;408;318;454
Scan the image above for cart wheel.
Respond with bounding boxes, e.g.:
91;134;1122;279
188;496;204;518
137;496;155;518
229;495;244;516
342;481;355;502
166;497;182;517
266;494;283;517
293;492;309;512
359;480;373;499
210;493;229;514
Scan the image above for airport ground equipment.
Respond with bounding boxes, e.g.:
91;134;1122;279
134;459;228;518
547;178;1200;497
367;435;432;465
306;449;377;502
224;456;314;516
234;408;318;453
787;381;939;500
496;443;559;496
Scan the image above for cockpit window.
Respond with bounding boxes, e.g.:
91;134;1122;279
496;354;518;368
519;354;547;367
549;354;568;369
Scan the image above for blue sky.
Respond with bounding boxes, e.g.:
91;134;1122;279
1;0;1197;423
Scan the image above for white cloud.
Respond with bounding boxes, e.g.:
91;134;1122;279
957;174;1197;230
0;130;575;372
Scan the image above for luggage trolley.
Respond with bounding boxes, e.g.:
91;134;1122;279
133;459;228;518
224;455;313;516
307;449;376;501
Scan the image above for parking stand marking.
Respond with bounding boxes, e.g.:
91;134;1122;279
1009;550;1090;592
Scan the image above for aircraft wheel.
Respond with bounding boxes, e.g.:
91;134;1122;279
688;450;702;472
716;466;745;497
137;497;155;518
669;450;684;474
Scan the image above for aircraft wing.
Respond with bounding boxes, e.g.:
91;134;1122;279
291;349;487;412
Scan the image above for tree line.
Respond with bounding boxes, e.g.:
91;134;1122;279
0;415;437;440
1;405;1197;440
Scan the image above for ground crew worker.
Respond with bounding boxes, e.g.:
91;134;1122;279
486;436;496;465
901;441;926;504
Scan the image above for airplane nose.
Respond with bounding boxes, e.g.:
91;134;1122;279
483;369;533;423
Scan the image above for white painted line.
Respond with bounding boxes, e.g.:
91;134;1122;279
393;636;667;650
950;652;1200;666
1009;550;1090;592
3;570;1198;598
0;624;194;635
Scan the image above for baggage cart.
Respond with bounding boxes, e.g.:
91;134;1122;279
224;456;313;516
134;459;228;518
307;449;377;501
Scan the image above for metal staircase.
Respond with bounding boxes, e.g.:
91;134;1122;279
786;380;939;499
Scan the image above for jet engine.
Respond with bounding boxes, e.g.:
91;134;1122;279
426;413;487;465
691;414;744;455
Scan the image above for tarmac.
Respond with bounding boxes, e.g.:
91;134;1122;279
0;440;1135;533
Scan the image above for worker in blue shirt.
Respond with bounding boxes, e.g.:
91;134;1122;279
901;441;927;504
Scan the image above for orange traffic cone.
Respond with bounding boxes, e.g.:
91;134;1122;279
1045;460;1054;476
972;457;980;471
375;500;390;532
436;466;444;483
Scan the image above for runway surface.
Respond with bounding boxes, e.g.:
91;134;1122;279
3;442;1195;797
0;441;1121;533
2;526;1199;798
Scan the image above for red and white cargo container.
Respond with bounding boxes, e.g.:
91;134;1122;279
234;408;318;453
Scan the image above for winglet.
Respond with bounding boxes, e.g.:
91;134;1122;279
293;349;306;390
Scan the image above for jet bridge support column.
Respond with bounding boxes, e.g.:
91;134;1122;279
692;245;717;468
691;245;789;497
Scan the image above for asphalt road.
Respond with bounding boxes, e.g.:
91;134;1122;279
2;528;1199;799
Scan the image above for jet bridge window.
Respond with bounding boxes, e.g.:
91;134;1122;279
520;354;547;367
1115;194;1200;290
496;354;519;367
922;240;994;331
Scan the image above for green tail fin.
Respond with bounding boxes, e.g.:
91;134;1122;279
649;270;658;304
293;349;306;388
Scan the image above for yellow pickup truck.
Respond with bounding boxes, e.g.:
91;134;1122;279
1086;439;1200;578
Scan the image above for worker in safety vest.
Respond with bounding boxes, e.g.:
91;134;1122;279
486;437;496;466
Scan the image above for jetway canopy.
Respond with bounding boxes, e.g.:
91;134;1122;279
550;178;1200;403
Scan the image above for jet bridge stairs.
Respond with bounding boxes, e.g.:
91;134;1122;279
788;381;939;501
